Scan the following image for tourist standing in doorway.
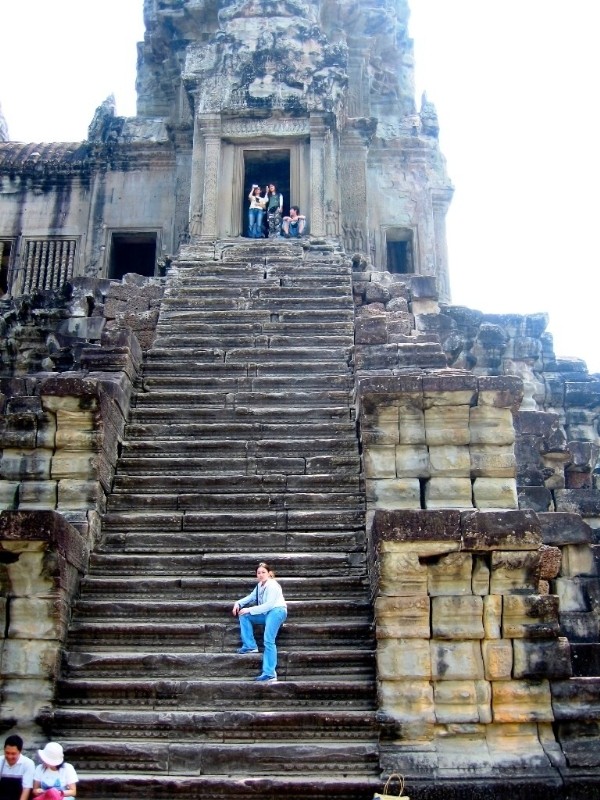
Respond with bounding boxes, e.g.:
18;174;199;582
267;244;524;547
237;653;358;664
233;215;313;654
266;184;283;238
247;184;267;238
32;743;78;799
0;734;35;800
232;561;288;683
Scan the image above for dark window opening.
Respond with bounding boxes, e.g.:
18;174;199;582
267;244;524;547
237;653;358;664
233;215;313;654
243;150;290;237
109;232;157;280
0;240;12;294
386;230;414;274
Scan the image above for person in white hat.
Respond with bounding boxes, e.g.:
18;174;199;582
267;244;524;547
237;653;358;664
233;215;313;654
32;743;78;799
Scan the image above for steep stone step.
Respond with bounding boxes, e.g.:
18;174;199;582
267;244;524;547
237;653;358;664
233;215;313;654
106;493;364;514
160;295;353;311
128;406;354;423
114;457;360;479
146;333;353;349
55;678;376;709
62;650;375;681
77;575;370;600
157;309;353;324
122;421;357;441
139;374;352;392
168;282;352;297
133;390;352;408
96;528;365;554
119;434;358;457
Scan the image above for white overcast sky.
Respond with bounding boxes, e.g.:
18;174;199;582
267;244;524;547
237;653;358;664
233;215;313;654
0;0;598;372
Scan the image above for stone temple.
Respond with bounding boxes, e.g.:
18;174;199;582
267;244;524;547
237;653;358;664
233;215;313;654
0;1;599;798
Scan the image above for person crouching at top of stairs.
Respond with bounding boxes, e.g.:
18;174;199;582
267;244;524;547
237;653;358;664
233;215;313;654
232;561;288;683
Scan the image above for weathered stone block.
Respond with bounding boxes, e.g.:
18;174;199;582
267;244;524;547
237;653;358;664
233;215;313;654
482;639;513;680
398;406;426;445
375;595;430;639
473;478;518;510
0;414;37;448
8;596;70;639
355;314;388;345
425;478;473;509
42;394;99;413
491;679;553;723
360;405;399;445
476;376;523;410
431;596;484;639
366;478;421;509
57;479;104;511
472;556;490;595
428;552;473;596
55;409;97;450
483;595;502;639
433;679;492;724
502;594;560;639
378;679;435;723
561;544;596;578
422;374;477;407
0;481;19;510
0;449;52;481
18;481;58;510
554;577;588;612
395;445;429;477
430;639;484;680
1;638;61;678
377;638;431;679
469;406;515;445
36;412;57;449
424;406;470;446
490;550;541;594
470;446;516;478
429;445;470;477
538;545;562;580
512;637;572;679
364;446;396;478
460;510;542;551
559;611;600;642
378;551;428;596
51;452;98;480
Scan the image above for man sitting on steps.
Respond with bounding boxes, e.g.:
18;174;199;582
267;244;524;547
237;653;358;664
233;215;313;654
282;206;306;238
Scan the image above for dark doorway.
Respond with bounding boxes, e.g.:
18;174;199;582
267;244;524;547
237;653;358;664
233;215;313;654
386;230;414;274
109;232;157;280
0;240;12;294
243;150;290;237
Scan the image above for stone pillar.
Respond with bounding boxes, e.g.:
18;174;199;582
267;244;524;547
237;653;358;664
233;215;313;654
340;120;375;254
432;187;453;304
189;114;222;239
309;115;327;237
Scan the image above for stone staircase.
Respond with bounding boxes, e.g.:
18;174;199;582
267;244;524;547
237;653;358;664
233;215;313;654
48;239;380;799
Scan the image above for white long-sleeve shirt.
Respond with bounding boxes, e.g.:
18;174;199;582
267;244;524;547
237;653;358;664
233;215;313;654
238;578;287;615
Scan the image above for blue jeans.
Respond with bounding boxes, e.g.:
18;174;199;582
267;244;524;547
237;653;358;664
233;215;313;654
248;208;264;238
239;606;287;677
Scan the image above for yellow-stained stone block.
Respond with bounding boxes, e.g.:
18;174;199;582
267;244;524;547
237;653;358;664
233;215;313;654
469;406;515;446
423;388;475;408
379;551;428;596
395;445;430;477
482;639;513;680
434;729;491;771
429;445;471;477
490;551;541;595
55;427;98;450
430;639;484;680
425;478;473;510
491;679;553;723
561;544;596;578
502;595;560;639
366;478;421;509
399;406;426;445
364;446;396;478
433;680;492;724
472;557;490;596
50;451;98;480
485;722;549;762
0;480;19;510
8;598;64;639
3;550;53;595
380;540;461;558
377;638;431;679
42;395;98;413
472;478;518;509
58;479;103;510
425;406;470;446
378;679;435;723
431;596;484;639
428;552;473;596
18;480;58;509
375;595;431;639
469;446;516;478
0;449;52;481
483;595;502;639
366;405;399;445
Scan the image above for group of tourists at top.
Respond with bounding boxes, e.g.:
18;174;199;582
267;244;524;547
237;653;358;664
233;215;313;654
247;183;306;239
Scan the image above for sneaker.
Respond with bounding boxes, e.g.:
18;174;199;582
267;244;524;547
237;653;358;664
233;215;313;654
254;674;277;683
237;647;259;654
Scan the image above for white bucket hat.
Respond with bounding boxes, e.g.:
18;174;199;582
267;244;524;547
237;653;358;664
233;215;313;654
38;742;64;766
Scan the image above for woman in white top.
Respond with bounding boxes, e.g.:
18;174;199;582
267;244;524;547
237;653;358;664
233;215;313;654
32;743;78;799
232;561;288;682
247;184;267;238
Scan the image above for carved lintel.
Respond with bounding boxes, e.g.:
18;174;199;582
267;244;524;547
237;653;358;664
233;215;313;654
221;118;310;138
